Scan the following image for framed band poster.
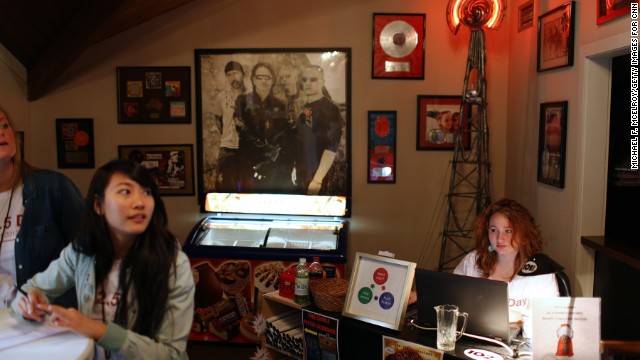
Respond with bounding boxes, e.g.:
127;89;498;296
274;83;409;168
372;13;426;79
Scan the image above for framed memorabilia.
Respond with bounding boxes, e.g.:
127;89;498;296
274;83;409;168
416;95;470;151
537;101;568;188
537;2;576;72
342;252;416;331
116;66;191;124
368;110;396;184
194;48;352;213
55;118;95;169
597;0;632;25
118;144;195;196
372;13;425;79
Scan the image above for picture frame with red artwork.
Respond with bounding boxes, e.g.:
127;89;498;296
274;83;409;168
372;13;426;79
55;118;95;169
597;0;632;25
368;111;396;183
416;95;470;151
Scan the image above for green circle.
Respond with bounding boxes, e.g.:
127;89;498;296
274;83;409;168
358;287;373;304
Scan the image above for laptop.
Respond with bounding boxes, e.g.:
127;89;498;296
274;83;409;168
415;268;520;343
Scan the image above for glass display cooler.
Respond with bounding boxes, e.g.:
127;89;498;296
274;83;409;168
183;193;350;344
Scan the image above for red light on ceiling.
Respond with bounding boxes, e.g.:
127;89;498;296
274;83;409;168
446;0;507;34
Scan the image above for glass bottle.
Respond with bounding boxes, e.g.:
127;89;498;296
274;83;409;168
309;257;325;284
294;258;310;306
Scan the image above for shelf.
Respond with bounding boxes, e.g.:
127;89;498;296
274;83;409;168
263;291;306;310
581;236;640;270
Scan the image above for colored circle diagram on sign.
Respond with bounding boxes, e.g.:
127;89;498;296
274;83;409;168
356;267;395;310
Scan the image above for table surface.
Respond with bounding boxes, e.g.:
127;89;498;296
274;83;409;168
0;308;94;359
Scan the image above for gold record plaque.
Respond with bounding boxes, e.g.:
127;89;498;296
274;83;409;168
372;13;425;79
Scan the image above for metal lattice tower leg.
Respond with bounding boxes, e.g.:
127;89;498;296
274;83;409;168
438;29;492;272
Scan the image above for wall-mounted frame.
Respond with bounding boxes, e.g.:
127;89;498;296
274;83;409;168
194;48;352;213
537;101;568;188
597;0;632;25
118;144;195;196
116;66;191;124
368;111;396;184
342;252;416;331
416;95;470;151
372;13;426;80
55;118;95;169
537;1;576;72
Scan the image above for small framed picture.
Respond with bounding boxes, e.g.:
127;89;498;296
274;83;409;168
537;101;568;188
597;0;632;25
342;252;416;331
118;144;195;196
416;95;470;151
116;66;191;124
537;1;576;72
368;111;396;184
55;118;95;169
372;13;426;80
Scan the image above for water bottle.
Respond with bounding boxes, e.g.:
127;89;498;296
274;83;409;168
294;258;310;306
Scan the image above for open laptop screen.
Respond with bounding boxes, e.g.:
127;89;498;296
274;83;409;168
415;268;515;342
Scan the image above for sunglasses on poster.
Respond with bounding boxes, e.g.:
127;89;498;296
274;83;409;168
301;77;319;83
254;75;272;81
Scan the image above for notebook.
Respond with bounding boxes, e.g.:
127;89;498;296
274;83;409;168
415;268;520;343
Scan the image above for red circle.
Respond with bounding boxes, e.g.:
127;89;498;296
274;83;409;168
373;268;388;285
74;131;90;146
375;116;390;138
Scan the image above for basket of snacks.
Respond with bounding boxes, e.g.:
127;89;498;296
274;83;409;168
310;278;349;312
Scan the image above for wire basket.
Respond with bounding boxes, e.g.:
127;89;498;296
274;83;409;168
310;278;349;312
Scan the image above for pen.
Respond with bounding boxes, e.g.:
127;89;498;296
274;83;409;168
15;285;52;316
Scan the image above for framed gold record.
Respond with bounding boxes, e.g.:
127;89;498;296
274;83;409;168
372;13;425;79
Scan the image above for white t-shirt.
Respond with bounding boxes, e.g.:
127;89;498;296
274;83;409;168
91;259;123;360
0;185;24;307
213;89;241;149
454;251;560;319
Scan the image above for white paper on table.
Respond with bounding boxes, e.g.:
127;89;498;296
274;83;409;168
531;297;601;360
0;311;69;350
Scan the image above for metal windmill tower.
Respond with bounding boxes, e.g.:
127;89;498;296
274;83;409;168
437;0;506;271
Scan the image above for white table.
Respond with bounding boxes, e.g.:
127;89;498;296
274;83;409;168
0;308;94;359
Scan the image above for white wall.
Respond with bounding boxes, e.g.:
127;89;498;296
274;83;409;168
506;0;631;295
6;0;511;272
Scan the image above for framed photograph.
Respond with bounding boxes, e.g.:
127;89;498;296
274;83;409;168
118;144;195;196
597;0;632;25
342;252;416;331
55;118;95;169
116;66;191;124
416;95;470;151
537;101;568;188
368;111;396;184
537;1;576;72
372;13;426;79
194;48;351;209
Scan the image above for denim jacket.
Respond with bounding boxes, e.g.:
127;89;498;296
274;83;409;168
15;169;84;287
14;244;195;360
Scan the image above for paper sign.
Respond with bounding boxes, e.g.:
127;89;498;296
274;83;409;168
531;297;601;359
382;336;443;360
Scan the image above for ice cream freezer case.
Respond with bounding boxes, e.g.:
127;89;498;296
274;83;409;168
182;215;349;344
